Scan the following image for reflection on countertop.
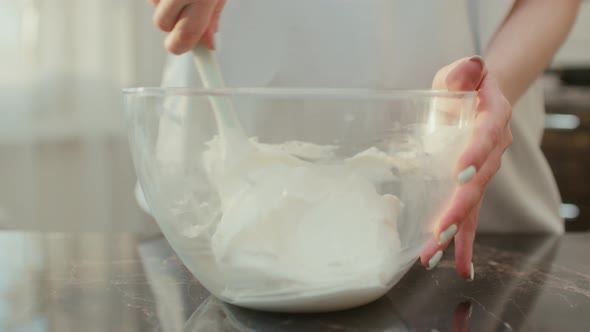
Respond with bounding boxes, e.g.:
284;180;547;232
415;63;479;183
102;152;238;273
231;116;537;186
1;231;589;332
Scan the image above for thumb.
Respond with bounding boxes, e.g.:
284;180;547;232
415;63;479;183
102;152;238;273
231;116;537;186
433;56;487;91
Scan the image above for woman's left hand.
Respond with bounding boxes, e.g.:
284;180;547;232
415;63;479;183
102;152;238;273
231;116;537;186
419;56;513;280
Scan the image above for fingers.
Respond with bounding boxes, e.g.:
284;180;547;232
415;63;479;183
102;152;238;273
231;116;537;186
439;78;511;247
454;198;481;280
446;56;487;91
424;56;513;282
455;78;512;177
420;236;452;270
431;56;487;125
164;0;218;54
200;29;215;50
200;0;226;49
432;56;486;91
153;0;192;32
436;143;505;244
419;195;481;274
420;198;482;282
152;0;219;54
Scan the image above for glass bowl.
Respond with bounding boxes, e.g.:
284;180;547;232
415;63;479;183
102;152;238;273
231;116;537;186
123;87;475;312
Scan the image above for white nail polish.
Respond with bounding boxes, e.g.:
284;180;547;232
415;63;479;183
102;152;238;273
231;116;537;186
427;250;443;270
469;262;475;281
438;224;458;245
458;166;476;185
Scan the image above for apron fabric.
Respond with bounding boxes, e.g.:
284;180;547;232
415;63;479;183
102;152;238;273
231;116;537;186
156;0;563;233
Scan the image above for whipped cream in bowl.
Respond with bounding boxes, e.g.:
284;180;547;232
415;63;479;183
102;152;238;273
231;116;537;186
123;87;475;312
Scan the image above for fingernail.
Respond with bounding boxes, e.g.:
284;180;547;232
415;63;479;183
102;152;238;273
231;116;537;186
468;262;475;281
469;55;486;69
458;165;476;185
427;250;443;270
438;224;458;245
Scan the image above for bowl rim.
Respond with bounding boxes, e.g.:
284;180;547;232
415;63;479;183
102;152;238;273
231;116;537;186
122;87;476;99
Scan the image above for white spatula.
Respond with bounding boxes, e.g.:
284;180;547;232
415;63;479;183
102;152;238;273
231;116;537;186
192;44;242;142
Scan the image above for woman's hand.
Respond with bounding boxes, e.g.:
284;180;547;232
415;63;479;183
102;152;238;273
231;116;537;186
420;56;513;280
149;0;226;54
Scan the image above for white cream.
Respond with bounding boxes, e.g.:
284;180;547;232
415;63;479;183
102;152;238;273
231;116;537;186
202;134;405;310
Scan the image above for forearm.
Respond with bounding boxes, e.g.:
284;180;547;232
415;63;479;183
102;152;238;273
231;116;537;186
484;0;581;104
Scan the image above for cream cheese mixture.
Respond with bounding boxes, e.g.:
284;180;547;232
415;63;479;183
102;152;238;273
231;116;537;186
201;134;404;311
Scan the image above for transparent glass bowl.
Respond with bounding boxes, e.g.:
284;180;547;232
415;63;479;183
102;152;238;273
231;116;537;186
123;88;475;312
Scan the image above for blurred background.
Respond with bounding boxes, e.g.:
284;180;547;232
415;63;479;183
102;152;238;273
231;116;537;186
0;1;589;331
540;3;590;232
0;0;166;233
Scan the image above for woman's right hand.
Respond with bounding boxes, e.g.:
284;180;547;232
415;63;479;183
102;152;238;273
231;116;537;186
149;0;226;54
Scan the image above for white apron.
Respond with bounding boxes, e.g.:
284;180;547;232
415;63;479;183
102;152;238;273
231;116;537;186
151;0;563;233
